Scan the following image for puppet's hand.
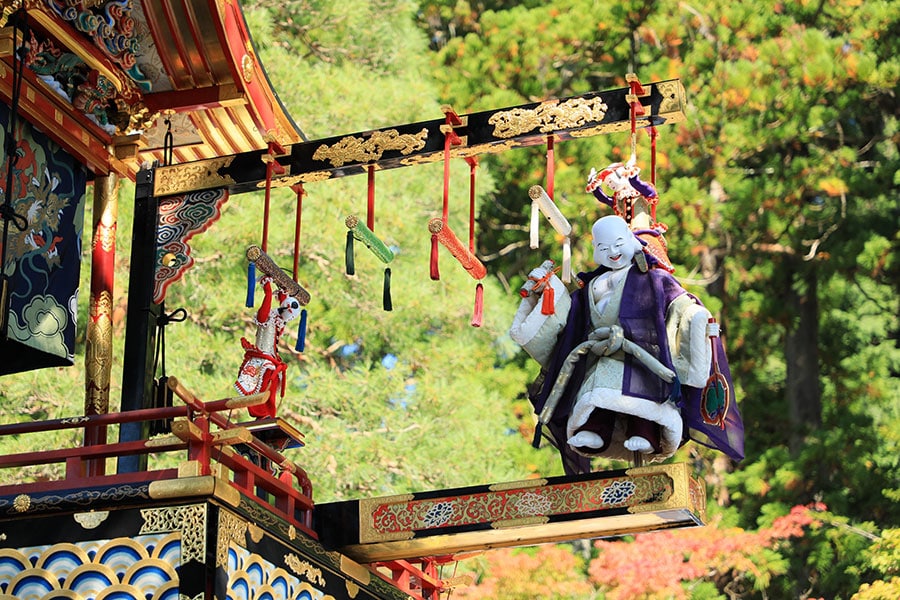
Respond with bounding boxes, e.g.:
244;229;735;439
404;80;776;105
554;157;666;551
585;167;601;192
525;261;554;292
510;261;570;364
529;262;552;280
516;262;550;309
622;154;641;179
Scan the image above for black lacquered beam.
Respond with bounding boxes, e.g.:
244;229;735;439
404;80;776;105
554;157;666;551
153;79;685;198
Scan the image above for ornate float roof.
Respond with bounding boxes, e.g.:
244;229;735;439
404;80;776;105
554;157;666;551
0;0;304;179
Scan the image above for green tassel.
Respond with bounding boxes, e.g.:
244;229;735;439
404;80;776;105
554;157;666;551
383;267;392;311
346;215;394;264
345;230;355;275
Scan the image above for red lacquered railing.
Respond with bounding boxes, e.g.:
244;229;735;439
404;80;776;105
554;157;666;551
0;376;315;537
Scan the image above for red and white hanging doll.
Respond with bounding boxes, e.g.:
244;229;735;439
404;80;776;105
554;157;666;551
586;156;674;272
234;276;303;418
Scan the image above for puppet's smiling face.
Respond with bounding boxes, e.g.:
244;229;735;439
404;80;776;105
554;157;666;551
592;215;641;270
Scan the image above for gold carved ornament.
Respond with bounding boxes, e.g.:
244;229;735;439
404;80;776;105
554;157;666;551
241;54;254;83
261;170;332;189
312;128;429;167
284;553;326;586
74;510;110;529
154;158;236;197
140;504;207;564
489;97;608;138
216;510;249;567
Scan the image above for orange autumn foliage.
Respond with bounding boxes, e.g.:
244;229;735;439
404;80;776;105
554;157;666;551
451;544;594;599
588;503;823;599
452;504;823;599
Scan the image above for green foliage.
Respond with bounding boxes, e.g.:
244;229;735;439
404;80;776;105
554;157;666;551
415;0;900;597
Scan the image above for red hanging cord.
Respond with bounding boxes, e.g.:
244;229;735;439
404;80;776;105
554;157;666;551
261;141;286;252
249;144;279;306
262;160;273;253
626;74;646;161
649;126;658;222
466;157;483;327
546;136;555;200
292;184;304;280
467;161;478;248
431;132;452;281
433;116;460;280
442;132;451;224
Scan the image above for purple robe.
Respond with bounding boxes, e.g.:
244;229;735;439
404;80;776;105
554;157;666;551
532;264;744;474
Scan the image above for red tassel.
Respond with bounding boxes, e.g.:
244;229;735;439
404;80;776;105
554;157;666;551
541;283;555;315
471;282;484;327
430;233;440;280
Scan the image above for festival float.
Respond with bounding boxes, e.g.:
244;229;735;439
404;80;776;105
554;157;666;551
0;2;742;599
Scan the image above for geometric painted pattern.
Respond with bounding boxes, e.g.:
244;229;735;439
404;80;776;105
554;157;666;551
0;533;181;599
362;472;671;542
226;544;333;600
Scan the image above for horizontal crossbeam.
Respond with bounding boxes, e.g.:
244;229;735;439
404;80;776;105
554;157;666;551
152;79;686;197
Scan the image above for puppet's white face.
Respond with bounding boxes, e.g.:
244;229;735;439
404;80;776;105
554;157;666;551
592;215;641;270
277;294;303;323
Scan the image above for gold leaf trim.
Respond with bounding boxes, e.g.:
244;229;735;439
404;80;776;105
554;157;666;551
489;478;547;492
625;463;688;514
489;97;608;138
154;158;236;197
654;80;686;118
73;510;109;529
312;129;428;167
492;516;549;529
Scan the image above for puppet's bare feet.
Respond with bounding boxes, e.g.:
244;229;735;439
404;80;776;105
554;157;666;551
624;436;654;453
568;431;604;449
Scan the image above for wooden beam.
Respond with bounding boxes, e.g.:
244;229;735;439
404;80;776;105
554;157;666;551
153;79;687;197
316;463;705;563
143;85;246;114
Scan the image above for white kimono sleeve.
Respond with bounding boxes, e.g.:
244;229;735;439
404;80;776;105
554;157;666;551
509;274;571;369
665;293;713;388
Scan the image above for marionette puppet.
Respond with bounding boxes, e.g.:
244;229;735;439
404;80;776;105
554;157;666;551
234;246;309;419
234;271;305;419
236;157;311;419
586;156;674;272
510;214;743;474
